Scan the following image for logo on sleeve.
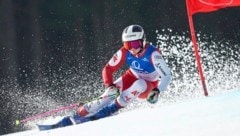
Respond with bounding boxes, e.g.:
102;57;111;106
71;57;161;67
109;50;122;66
113;54;118;62
155;63;167;76
154;55;162;60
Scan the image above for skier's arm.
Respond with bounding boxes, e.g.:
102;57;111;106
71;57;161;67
151;50;172;92
102;47;127;87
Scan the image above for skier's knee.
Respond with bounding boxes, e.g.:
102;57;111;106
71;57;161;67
116;79;147;107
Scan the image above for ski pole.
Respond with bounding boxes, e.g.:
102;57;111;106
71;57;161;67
15;103;79;125
15;88;119;125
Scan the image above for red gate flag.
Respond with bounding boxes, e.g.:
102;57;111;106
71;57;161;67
187;0;240;15
185;0;240;96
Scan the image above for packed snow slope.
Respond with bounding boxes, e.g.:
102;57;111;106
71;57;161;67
4;89;240;136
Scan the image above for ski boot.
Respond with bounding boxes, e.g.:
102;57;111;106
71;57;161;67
90;101;121;120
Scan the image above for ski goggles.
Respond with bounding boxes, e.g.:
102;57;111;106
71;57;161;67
123;40;142;50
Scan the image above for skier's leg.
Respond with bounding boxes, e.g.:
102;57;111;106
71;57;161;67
116;78;147;107
77;86;119;117
90;79;147;120
76;70;134;117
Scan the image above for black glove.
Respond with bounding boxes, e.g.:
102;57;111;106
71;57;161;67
147;88;160;104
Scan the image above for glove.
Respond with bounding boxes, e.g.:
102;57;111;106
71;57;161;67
147;88;160;104
104;84;120;99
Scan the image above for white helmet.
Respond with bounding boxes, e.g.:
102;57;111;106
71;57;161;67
122;25;145;42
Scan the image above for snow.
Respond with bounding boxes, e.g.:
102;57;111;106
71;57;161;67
4;89;240;136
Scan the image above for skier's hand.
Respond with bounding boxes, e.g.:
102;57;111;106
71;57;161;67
147;88;160;104
105;84;120;98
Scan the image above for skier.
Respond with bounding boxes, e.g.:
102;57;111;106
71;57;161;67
38;24;172;130
76;24;172;121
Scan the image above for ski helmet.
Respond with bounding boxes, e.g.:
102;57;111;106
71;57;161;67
122;25;145;42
